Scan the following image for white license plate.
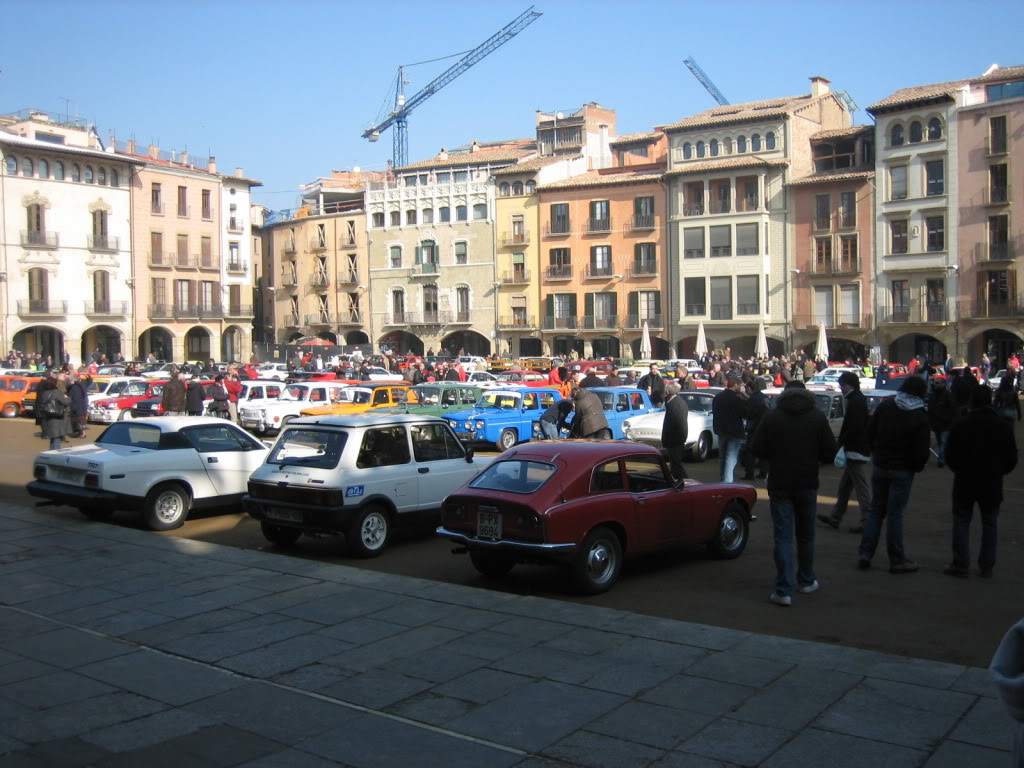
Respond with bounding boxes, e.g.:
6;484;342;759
50;468;82;485
476;507;502;540
264;507;302;523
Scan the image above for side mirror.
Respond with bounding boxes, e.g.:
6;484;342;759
465;446;475;462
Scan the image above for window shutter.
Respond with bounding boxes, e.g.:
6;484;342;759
609;293;617;316
585;292;594;317
654;291;661;316
977;272;986;304
628;291;638;316
546;294;554;317
414;246;422;265
569;294;577;315
1009;270;1018;299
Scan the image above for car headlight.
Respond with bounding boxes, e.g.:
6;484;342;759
622;419;632;430
106;403;119;410
464;421;472;430
33;464;45;480
474;420;485;430
258;409;267;417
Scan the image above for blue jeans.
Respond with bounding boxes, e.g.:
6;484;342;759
769;489;818;597
859;467;914;565
934;430;949;464
539;421;558;440
718;436;742;483
952;497;999;572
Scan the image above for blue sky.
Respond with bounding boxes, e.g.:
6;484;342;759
3;0;1021;210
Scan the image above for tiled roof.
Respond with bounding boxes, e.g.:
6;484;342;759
867;78;968;112
609;131;661;146
972;65;1024;84
786;169;875;186
657;93;818;132
664;156;788;177
492;155;570;176
0;131;144;164
538;168;663;191
810;125;872;141
396;144;536;171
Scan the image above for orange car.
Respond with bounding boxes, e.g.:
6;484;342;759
300;383;409;417
0;376;44;418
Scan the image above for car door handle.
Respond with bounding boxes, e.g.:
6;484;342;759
208;457;219;464
418;467;429;474
637;496;648;503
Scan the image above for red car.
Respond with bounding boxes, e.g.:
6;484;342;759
566;360;615;378
437;441;756;594
89;379;169;423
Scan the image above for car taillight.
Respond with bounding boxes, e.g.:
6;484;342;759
33;465;46;480
84;473;100;489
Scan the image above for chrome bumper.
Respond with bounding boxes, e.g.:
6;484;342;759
436;526;576;553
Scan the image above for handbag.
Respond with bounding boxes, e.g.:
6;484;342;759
834;446;847;469
41;397;65;418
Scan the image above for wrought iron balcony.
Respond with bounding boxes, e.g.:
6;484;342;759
629;263;657;278
226;261;248;275
304;313;336;326
282;240;297;255
683;204;704;217
545;220;571;236
500;269;531;284
173;255;199;269
225;305;255;318
684;304;706;316
283;313;301;327
199;303;224;319
684;249;705;259
148;304;201;320
339;234;357;248
710;246;732;258
406;312;442;325
412;262;440;277
813;217;831;232
499;231;530;247
21;231;58;248
794;313;872;329
336;311;363;325
985;136;1008;156
336;270;359;285
309;273;330;287
18;300;67;316
84;301;128;317
978;242;1015;262
811;256;861;275
227;218;244;233
736;197;759;213
309;238;328;252
582;315;618;330
709;199;731;214
383;313;407;326
148;252;171;267
710;304;733;320
87;234;118;251
627;215;656;230
542;315;580;331
280;273;298;287
624;314;663;329
958;296;1024;319
198;257;219;271
546;265;572;280
497;315;536;329
586;218;611;233
585;265;615;279
984;186;1011;205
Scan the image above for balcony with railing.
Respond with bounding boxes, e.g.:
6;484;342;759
304;313;337;326
582;315;619;331
881;303;949;324
497;315;536;329
226;261;248;275
544;219;571;236
198;257;219;271
499;231;530;247
960;294;1024;319
281;272;298;287
624;314;663;330
838;210;857;229
586;217;611;233
337;310;363;325
684;248;705;259
794;313;873;329
985;136;1008;156
176;205;190;219
585;264;615;279
736;196;760;213
336;269;359;285
627;214;656;230
709;198;731;214
406;312;442;325
283;313;301;327
173;254;199;269
17;300;67;316
813;216;831;233
309;273;330;288
383;313;406;326
199;303;224;319
810;255;861;275
151;202;164;215
148;304;200;320
227;218;244;233
148;252;170;268
448;310;472;324
412;262;440;277
710;246;732;258
21;231;58;248
545;265;573;280
984;185;1011;205
84;301;128;317
682;203;705;217
282;240;297;255
979;241;1015;262
87;234;119;251
500;269;530;284
309;238;328;252
225;305;255;318
339;233;357;248
542;315;580;331
629;263;658;278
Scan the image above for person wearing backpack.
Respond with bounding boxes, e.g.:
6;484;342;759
993;374;1021;426
37;377;71;450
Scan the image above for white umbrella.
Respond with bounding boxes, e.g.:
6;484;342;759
815;323;829;361
755;322;769;359
639;320;653;360
695;321;708;357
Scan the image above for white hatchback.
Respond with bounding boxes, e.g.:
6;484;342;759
622;388;723;461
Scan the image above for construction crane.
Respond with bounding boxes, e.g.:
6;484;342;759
683;56;730;106
362;6;542;169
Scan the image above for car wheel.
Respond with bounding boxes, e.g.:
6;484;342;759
469;549;516;578
709;501;749;559
346;504;390;557
261;521;301;546
118;409;134;421
572;526;622;595
80;506;113;521
497;428;518;452
143;483;190;531
1;402;19;418
690;431;712;462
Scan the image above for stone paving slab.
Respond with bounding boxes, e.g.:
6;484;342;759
0;504;1012;767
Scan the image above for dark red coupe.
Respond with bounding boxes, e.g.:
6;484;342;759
437;441;757;594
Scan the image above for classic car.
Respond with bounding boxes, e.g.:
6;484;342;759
763;387;845;436
17;379;47;417
27;417;269;530
493;370;550;387
88;380;167;423
0;376;43;418
256;363;291;381
805;367;874;392
129;379;219;418
988;369;1020;391
238;381;358;435
445;387;562;451
437;441;756;594
86;376;147;404
621;388;724;460
565;360;615;379
862;388;897;415
140;363;192;379
394;383;481;417
244;414;489;556
565;386;657;439
455;355;489;373
467;371;499;388
300;383;409;417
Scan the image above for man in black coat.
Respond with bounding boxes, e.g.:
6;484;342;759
927;376;956;467
603;368;623;387
67;373;89;438
751;381;837;606
858;375;931;574
579;369;604;388
819;371;872;532
740;378;769;480
637;363;665;406
712;377;748;483
186;378;206;416
661;381;689;481
943;386;1018;578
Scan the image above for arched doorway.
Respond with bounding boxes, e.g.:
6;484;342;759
887;334;945;366
628;336;670;361
722;335;788;360
975;328;1023;370
138;328;173;362
441;330;490;357
799;338;869;363
221;325;245;363
287;332;304;343
81;325;122;364
185;326;212;362
315;331;337;344
345;330;369;346
520;337;542;357
379;331;423;356
12;325;65;364
676;335;719;358
552;335;584;359
591;336;620;359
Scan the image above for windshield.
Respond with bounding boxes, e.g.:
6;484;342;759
813;394;833;415
496;373;521;381
86;381;109;394
469;460;556;494
147;384;165;397
478;391;522;409
404;386;440;405
125;382;149;396
680;394;714;413
268;428;347;469
96;423;161;450
348;390;372;405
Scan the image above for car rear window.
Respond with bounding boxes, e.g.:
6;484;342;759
96;423;162;450
269;428;347;470
469;460;555;494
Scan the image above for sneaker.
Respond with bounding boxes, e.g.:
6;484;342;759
769;592;792;606
890;560;920;574
817;514;839;529
848;526;864;534
857;558;871;570
797;580;819;594
943;565;969;578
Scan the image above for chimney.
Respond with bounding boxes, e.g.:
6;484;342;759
108;131;116;149
470;140;480;152
235;167;243;177
180;150;189;166
810;76;831;98
147;144;159;160
126;138;137;156
207;155;217;174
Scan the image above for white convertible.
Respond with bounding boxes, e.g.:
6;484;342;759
239;381;355;435
622;388;723;461
27;417;269;531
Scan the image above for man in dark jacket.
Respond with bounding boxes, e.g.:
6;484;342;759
539;399;573;440
67;372;89;438
943;386;1018;578
161;370;187;416
638;364;665;406
185;378;206;416
570;387;611;439
603;368;623;387
740;379;769;480
661;381;689;481
819;371;872;532
927;376;956;467
712;377;748;483
579;369;604;388
858;375;931;574
751;381;837;606
676;365;697;391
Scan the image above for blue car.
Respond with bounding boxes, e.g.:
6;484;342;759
445;387;562;451
541;386;659;440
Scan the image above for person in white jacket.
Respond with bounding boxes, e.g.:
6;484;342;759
992;617;1024;766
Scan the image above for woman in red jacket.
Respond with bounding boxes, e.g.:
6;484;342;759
224;371;243;422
